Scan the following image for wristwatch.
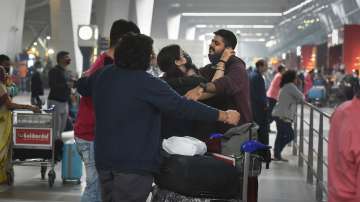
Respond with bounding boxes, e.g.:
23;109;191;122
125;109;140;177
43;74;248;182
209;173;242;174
199;82;207;92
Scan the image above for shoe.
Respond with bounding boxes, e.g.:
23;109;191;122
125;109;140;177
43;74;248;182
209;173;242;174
272;157;281;161
272;157;288;162
279;158;288;162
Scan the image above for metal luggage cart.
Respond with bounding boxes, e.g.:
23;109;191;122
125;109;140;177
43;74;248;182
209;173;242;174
6;107;57;187
151;142;266;202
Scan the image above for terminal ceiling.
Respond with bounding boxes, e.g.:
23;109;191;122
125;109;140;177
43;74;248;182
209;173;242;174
24;0;360;56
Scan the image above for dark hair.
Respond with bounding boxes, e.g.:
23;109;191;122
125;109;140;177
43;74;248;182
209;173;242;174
0;54;10;65
185;63;199;75
277;64;285;73
157;44;185;78
255;59;266;69
183;52;199;75
0;54;11;73
280;70;297;88
183;52;192;66
213;29;237;49
114;33;153;71
0;66;6;83
110;19;140;47
56;51;69;63
354;69;359;76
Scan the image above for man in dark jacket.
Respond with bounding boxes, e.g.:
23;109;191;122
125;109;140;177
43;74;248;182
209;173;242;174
31;61;44;108
76;33;240;202
249;59;271;167
249;59;268;146
48;51;71;140
185;29;257;202
185;29;252;129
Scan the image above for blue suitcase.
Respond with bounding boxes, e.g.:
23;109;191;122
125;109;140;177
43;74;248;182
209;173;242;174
62;139;82;183
308;86;326;101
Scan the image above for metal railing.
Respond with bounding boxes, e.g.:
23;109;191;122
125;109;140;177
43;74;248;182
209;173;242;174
292;102;331;202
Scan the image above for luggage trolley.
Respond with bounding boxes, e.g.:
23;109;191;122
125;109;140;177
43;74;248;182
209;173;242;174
151;141;266;202
7;106;57;187
151;123;269;202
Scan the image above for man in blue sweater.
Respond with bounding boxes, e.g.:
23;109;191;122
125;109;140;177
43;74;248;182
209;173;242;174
77;33;240;202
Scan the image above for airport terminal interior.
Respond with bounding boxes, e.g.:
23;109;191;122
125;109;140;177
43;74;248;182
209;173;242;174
1;0;360;201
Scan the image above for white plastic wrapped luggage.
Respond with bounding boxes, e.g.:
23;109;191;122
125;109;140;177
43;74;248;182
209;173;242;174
162;136;207;156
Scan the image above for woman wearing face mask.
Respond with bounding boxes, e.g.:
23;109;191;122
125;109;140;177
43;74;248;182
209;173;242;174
157;44;226;139
0;66;40;184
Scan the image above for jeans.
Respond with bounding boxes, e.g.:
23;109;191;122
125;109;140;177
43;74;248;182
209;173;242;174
97;169;153;202
75;137;101;202
274;118;294;159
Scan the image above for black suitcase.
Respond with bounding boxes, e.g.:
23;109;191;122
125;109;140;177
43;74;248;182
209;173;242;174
154;153;241;199
151;185;239;202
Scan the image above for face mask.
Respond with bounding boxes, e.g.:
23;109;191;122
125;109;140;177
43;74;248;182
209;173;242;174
208;53;222;65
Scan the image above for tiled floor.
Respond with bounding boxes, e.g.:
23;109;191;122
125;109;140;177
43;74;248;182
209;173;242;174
258;143;317;202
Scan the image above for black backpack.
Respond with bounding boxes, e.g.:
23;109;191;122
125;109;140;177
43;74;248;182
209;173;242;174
155;152;241;199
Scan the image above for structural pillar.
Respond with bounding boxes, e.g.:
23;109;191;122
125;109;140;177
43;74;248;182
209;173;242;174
150;0;168;38
49;0;92;75
185;26;196;40
167;14;181;40
135;0;154;36
94;0;131;39
0;0;25;59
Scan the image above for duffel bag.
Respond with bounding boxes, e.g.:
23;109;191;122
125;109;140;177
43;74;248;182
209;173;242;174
155;152;241;199
221;123;259;156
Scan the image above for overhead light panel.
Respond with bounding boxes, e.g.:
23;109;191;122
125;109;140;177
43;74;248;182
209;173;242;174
182;13;282;17
196;24;207;28
196;24;274;29
283;0;313;16
227;25;274;29
242;38;266;42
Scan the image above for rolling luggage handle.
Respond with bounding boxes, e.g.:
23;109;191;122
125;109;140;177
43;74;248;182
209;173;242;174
210;123;271;169
210;124;271;202
241;140;270;202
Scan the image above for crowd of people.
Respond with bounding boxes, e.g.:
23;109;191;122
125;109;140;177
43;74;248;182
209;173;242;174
0;17;360;202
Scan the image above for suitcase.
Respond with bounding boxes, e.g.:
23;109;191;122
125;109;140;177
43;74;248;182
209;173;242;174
61;139;82;183
155;153;241;199
151;185;240;202
307;86;326;101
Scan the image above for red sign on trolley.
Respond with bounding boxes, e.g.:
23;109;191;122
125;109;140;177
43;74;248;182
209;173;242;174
14;128;52;146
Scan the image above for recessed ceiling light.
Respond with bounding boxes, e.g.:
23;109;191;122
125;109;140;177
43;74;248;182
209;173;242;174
170;3;180;8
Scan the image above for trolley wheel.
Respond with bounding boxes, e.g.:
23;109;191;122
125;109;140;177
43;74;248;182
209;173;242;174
6;169;14;186
48;170;56;187
41;165;47;180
